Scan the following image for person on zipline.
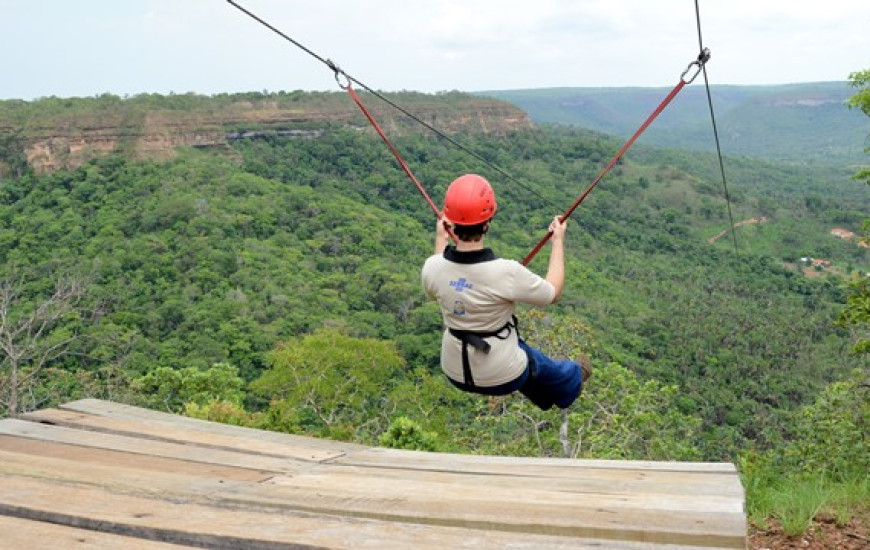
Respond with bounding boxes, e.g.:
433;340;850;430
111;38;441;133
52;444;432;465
422;173;592;411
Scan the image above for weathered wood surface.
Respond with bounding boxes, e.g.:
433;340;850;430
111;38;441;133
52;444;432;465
0;515;188;550
0;399;746;549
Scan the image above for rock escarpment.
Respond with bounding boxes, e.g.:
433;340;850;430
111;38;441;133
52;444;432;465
0;92;532;174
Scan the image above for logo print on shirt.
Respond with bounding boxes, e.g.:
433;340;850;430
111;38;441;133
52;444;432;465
453;300;467;316
449;278;473;292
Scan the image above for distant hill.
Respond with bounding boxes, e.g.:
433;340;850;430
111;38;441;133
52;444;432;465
0;91;531;174
479;82;868;165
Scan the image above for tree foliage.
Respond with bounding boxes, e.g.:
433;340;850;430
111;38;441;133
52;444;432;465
784;369;870;481
568;361;702;460
379;416;439;451
251;329;405;441
132;362;246;413
0;90;865;471
847;68;870;189
837;68;870;373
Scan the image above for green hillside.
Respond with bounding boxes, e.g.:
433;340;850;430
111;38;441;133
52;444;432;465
1;89;867;469
481;82;869;165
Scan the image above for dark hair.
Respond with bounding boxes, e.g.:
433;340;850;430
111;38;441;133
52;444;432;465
453;220;489;242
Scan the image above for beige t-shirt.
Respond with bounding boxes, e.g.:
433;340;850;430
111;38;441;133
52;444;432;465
421;247;555;386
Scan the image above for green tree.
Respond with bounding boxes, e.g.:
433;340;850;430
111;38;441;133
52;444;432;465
783;369;870;480
825;67;870;483
250;329;405;441
379;416;439;451
556;360;703;461
0;134;29;179
131;362;246;413
839;69;870;354
738;67;870;534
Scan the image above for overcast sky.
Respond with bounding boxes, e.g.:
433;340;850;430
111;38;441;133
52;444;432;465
2;0;868;100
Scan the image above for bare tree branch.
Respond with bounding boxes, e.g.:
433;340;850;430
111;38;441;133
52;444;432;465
517;410;545;456
0;272;89;416
559;409;571;458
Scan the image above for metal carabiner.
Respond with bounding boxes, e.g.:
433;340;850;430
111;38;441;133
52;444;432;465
681;61;703;84
681;47;711;84
326;59;351;89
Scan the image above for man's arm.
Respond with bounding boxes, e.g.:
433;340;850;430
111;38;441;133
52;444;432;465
545;216;567;303
434;217;450;255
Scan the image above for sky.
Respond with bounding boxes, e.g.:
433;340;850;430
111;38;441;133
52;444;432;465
2;0;868;100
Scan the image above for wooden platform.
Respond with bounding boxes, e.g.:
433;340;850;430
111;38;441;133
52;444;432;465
0;399;746;549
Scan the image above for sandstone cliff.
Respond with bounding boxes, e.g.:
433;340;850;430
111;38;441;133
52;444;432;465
0;92;532;174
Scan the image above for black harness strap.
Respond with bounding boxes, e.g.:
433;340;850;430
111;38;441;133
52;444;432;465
449;316;519;387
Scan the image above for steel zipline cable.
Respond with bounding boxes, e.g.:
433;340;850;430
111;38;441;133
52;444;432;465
227;0;723;264
225;0;562;213
694;0;738;254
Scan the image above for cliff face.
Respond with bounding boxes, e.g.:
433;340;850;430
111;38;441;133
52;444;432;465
0;93;532;174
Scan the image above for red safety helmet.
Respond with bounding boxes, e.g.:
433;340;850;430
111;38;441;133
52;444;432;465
443;174;497;225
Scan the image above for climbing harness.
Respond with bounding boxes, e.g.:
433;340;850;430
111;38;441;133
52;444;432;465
448;315;519;387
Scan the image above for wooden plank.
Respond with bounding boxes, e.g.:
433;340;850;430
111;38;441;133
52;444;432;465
0;433;745;548
0;515;191;550
59;398;365;459
335;446;738;473
50;401;741;497
0;475;738;550
18;409;743;500
6;414;740;502
260;468;745;514
331;448;743;498
22;407;345;463
258;457;743;511
0;419;302;474
0;432;740;521
0;435;272;484
0;419;742;514
0;439;274;509
249;473;746;548
57;400;736;472
0;400;747;548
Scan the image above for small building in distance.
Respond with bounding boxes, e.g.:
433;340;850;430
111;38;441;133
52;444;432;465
800;257;832;270
830;228;856;240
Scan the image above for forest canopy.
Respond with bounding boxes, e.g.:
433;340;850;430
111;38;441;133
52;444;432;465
0;88;867;468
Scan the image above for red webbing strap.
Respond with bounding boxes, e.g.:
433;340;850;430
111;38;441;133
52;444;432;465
344;84;441;217
521;78;689;266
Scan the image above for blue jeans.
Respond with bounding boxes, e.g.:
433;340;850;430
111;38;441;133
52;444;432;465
518;340;583;410
446;340;583;410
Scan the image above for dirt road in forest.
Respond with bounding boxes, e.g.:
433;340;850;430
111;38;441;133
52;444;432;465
708;217;768;244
